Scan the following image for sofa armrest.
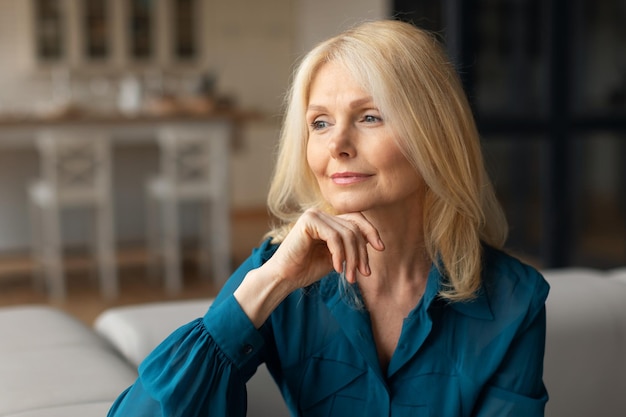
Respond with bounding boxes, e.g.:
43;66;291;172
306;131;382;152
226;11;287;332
94;298;212;367
0;306;136;417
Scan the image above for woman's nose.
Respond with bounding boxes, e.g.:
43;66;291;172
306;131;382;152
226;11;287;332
327;123;356;158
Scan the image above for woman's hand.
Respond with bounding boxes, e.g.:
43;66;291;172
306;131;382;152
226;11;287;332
234;209;384;328
266;209;385;289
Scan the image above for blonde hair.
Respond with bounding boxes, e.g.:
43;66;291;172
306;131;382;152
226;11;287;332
266;20;508;301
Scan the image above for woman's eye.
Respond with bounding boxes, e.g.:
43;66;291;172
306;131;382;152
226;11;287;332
311;120;329;130
363;114;381;123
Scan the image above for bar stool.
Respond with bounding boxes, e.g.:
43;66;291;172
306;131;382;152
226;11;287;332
29;130;118;300
145;125;231;294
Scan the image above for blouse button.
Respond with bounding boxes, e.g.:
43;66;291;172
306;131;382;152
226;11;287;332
242;344;254;355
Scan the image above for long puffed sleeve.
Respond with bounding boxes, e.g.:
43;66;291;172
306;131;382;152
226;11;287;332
108;242;278;417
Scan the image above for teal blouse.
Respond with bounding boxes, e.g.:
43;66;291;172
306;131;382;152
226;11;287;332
108;239;550;417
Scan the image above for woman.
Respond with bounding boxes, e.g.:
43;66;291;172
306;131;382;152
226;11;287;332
108;19;549;417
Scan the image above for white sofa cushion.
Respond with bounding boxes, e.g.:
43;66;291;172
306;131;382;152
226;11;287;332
0;305;106;352
608;267;626;283
543;268;626;417
0;347;136;415
94;298;211;367
3;402;113;417
0;305;137;416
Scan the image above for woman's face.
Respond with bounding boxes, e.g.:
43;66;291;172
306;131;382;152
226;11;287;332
305;62;425;215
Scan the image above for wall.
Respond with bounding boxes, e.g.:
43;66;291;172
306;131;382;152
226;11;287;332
293;0;389;55
0;0;389;251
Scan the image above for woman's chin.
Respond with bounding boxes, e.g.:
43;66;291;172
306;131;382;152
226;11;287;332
329;202;370;215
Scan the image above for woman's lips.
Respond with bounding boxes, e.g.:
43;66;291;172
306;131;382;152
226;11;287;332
330;172;372;185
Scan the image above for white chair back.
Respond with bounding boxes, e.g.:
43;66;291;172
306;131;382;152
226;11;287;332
36;130;111;205
157;128;228;199
30;129;117;300
146;124;232;294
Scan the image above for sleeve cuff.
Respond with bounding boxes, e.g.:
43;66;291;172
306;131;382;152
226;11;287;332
203;294;266;369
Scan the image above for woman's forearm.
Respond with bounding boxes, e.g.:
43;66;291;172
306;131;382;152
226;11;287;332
233;265;297;329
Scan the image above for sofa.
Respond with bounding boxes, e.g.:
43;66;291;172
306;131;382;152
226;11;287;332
1;267;626;417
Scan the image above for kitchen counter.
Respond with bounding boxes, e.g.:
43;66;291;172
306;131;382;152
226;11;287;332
0;106;272;255
0;108;263;149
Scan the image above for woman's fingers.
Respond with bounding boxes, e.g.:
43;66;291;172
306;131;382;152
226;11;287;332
293;209;384;285
333;213;384;282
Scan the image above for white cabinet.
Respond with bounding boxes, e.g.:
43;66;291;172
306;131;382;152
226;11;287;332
31;0;201;71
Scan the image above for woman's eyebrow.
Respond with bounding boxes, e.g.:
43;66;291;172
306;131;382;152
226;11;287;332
349;97;375;109
306;104;327;113
307;97;375;113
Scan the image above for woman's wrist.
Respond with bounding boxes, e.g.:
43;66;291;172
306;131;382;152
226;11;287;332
233;265;297;329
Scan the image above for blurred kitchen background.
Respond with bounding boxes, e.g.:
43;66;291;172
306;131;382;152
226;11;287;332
0;0;624;322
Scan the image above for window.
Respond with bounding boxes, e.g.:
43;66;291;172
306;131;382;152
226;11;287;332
83;0;110;60
34;0;64;61
394;0;626;268
173;0;197;60
129;0;155;60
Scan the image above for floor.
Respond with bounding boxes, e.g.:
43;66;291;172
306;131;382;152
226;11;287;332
0;209;271;325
